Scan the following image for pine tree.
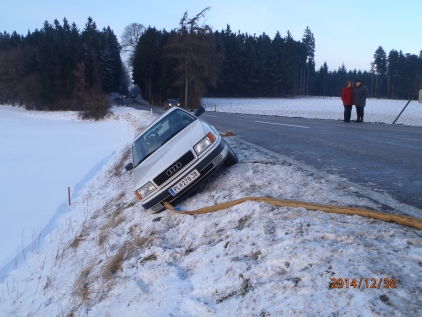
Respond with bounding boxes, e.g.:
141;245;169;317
281;31;296;95
387;49;399;98
372;46;387;97
132;27;161;103
336;63;347;94
302;27;315;95
272;31;284;96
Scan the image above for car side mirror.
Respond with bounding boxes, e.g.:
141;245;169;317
125;163;133;171
193;106;205;117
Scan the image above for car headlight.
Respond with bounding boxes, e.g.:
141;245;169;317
135;182;156;200
194;132;217;155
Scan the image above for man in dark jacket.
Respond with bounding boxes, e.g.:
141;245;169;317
352;80;369;122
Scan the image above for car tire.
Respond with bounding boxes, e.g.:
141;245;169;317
224;142;238;167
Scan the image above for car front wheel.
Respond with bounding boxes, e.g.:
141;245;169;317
224;142;238;167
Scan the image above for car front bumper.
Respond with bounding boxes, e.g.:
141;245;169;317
141;138;229;212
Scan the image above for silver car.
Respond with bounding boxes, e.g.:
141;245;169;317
125;106;238;212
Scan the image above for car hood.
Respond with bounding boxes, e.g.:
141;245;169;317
132;119;206;191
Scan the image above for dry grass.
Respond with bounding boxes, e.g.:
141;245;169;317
133;235;153;249
97;230;109;246
69;237;84;249
91;192;125;220
140;254;157;263
112;215;125;228
102;242;130;279
101;213;126;232
69;223;92;249
101;234;154;279
113;146;131;178
127;224;139;236
73;267;92;303
124;201;137;209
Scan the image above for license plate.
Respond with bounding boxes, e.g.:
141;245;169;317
169;169;200;196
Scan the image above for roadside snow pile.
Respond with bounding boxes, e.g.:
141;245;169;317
202;97;422;126
1;127;421;316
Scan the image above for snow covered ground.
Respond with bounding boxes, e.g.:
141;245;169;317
1;103;421;316
0;106;154;271
202;97;422;126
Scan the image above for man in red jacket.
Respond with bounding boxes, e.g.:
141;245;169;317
341;81;354;122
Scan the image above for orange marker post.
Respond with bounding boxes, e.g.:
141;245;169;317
68;187;71;206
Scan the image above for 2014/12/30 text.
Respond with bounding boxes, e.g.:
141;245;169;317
330;278;397;289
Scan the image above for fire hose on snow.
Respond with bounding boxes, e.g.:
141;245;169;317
164;198;422;230
163;131;422;231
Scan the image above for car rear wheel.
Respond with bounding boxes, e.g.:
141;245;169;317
224;142;238;167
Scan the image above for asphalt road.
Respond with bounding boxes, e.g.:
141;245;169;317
117;99;422;211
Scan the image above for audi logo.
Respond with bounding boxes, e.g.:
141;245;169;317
166;162;183;176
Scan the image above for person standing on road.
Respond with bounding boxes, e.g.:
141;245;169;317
352;80;369;122
341;81;354;122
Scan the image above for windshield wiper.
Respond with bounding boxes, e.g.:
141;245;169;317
161;131;181;145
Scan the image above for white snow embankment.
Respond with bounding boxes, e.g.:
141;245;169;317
1;115;421;316
203;97;422;126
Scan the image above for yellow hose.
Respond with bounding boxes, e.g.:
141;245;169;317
166;132;422;230
164;197;422;230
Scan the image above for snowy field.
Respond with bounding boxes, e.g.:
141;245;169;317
202;97;422;126
1;104;421;316
0;106;154;271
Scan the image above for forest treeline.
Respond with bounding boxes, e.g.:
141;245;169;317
319;46;422;99
1;12;421;115
133;23;422;105
132;23;317;107
0;17;128;119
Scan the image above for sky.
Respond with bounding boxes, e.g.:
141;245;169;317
1;0;421;71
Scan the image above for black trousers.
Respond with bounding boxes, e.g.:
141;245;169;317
356;107;364;120
344;105;352;122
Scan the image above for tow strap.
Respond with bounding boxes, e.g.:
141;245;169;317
164;198;422;230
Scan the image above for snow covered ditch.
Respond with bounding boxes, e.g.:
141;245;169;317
202;97;422;126
1;105;421;316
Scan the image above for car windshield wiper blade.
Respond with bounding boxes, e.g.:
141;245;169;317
161;131;181;145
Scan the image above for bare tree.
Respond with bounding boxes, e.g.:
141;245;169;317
165;7;220;108
121;23;145;64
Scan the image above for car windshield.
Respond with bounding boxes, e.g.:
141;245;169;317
168;99;178;104
132;109;196;168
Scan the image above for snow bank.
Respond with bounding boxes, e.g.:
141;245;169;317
203;97;422;126
1;110;421;315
